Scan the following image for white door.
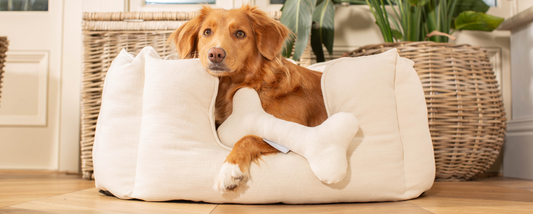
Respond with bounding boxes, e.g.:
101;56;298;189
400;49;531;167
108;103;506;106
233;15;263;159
0;0;81;172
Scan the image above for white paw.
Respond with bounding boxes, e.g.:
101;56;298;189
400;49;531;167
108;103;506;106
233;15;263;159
213;163;246;193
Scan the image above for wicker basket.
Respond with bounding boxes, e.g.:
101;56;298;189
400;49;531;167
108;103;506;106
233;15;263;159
0;36;7;107
343;42;506;181
81;11;312;179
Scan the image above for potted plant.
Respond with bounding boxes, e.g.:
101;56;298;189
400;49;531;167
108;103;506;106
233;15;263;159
365;0;504;43
279;0;503;62
343;0;507;181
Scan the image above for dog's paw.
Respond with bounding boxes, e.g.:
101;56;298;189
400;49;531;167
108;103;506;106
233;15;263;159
213;162;247;193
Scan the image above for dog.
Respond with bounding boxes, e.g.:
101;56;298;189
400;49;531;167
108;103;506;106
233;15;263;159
170;5;327;192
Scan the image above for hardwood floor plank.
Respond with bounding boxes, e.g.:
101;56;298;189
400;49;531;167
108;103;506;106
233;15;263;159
410;181;533;213
421;182;533;202
0;173;94;208
3;171;533;213
410;198;533;214
211;202;433;214
35;188;217;214
6;201;124;214
0;207;52;214
478;177;533;191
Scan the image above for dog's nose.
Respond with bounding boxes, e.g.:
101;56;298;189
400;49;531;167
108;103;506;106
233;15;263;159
207;47;226;63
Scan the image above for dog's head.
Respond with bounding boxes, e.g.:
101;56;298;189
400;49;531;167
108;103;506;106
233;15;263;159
169;5;290;77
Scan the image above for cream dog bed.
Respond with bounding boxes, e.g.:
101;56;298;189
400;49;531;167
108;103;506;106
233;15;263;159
93;46;435;204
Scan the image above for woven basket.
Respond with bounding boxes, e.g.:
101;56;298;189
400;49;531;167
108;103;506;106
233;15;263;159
343;42;506;181
81;11;312;179
0;36;7;107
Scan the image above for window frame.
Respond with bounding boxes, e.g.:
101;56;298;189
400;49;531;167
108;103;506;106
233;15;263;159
252;0;283;12
129;0;233;11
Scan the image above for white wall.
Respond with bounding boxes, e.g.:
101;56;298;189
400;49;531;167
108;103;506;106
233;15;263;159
83;0;124;12
501;4;533;180
517;0;533;13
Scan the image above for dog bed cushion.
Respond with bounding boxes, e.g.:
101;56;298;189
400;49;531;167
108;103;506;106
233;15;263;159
93;46;435;204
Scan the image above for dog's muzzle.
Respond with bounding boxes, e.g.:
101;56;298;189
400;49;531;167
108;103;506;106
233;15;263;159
206;47;231;73
208;63;231;73
208;47;226;63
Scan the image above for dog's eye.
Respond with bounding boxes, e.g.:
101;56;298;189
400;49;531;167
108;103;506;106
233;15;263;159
236;30;246;38
203;29;212;36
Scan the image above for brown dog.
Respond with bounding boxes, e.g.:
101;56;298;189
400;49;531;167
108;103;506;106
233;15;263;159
170;5;327;192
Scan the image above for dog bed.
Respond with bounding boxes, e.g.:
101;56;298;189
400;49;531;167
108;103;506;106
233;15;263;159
93;46;435;204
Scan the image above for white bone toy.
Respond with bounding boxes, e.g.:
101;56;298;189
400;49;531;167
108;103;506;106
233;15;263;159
217;88;360;184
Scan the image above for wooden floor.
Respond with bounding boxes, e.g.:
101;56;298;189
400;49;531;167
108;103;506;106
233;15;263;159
1;171;533;214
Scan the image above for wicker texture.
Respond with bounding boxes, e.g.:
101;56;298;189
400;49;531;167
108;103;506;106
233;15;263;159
0;36;7;107
81;11;306;179
344;42;506;181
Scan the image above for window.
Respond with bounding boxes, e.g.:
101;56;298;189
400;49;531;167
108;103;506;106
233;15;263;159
270;0;285;4
132;0;232;11
0;0;48;11
483;0;496;7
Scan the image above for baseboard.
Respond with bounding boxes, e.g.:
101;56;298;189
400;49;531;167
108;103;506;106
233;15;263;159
507;118;533;134
504;118;533;180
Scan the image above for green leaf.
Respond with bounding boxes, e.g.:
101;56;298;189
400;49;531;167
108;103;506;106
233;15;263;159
455;11;504;31
452;0;489;18
280;0;317;60
424;0;451;42
406;1;423;41
424;1;438;39
366;0;394;42
311;0;334;62
447;0;459;33
310;27;325;62
408;0;429;6
392;29;403;40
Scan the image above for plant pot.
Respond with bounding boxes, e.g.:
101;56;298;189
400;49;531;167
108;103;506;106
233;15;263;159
0;36;7;107
343;41;506;181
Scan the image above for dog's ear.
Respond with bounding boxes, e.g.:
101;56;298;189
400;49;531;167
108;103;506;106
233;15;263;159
169;6;212;59
244;5;290;60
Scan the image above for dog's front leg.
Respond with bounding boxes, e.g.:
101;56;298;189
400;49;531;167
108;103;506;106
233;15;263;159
214;135;278;193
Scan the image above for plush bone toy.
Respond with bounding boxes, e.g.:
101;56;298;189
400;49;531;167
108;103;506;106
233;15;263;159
217;88;360;184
